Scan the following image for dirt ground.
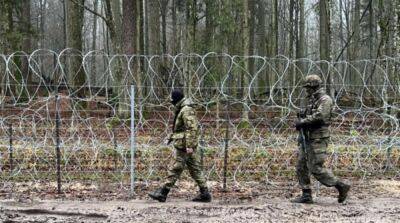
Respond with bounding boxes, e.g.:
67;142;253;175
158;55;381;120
1;180;400;223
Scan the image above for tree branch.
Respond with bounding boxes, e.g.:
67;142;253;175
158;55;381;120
334;0;373;61
70;0;109;25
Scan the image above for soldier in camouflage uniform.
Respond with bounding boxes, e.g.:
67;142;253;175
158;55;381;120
148;89;212;203
292;74;350;204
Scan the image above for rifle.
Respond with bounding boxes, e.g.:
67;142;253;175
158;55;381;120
167;135;173;145
299;127;308;154
297;110;308;154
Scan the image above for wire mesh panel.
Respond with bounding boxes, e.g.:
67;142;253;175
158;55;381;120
0;50;399;196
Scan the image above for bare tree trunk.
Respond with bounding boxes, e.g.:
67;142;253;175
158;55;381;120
148;0;163;98
111;0;122;53
159;0;169;98
269;0;279;88
0;2;6;52
273;0;279;56
297;0;305;65
367;0;376;59
396;1;400;56
183;0;191;95
203;0;214;53
148;0;160;55
101;2;109;55
66;0;85;94
257;0;268;90
1;1;15;96
319;0;334;97
122;0;141;99
160;0;169;54
0;2;7;98
190;0;197;52
90;0;99;87
137;0;148;98
122;0;136;55
21;1;32;53
338;0;345;60
289;0;295;59
63;0;67;49
395;1;400;100
6;1;15;53
21;0;32;91
294;0;304;98
280;1;287;56
240;0;251;125
183;0;195;54
319;0;331;62
171;0;177;55
102;0;126;115
380;2;395;58
248;0;255;80
144;0;149;56
288;0;295;88
138;0;145;56
40;0;47;49
103;0;120;61
348;0;360;88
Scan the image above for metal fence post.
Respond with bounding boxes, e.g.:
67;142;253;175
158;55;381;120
55;91;62;194
113;127;118;171
8;122;13;172
223;99;230;192
130;85;136;196
385;137;392;171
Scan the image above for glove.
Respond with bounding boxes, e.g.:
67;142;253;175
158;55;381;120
297;134;303;145
295;120;307;130
297;109;306;119
166;134;173;145
167;138;172;145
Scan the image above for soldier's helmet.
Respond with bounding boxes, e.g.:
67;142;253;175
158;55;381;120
303;74;323;88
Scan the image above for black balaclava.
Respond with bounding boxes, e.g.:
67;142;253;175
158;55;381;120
171;89;184;105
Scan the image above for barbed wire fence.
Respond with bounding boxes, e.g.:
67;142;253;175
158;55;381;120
0;49;399;196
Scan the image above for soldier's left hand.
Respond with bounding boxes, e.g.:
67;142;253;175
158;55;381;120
186;148;194;154
165;133;173;144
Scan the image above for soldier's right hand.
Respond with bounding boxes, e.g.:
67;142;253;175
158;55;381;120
297;135;302;145
165;134;173;145
297;109;306;118
186;148;194;154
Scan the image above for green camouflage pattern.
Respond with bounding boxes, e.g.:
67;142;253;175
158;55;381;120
296;87;338;190
171;98;199;149
163;149;206;190
302;88;332;139
163;97;206;190
296;138;338;189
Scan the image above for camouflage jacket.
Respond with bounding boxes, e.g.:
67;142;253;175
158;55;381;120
170;98;199;149
302;88;333;139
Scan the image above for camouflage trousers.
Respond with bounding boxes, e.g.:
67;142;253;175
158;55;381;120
163;148;207;190
296;138;338;189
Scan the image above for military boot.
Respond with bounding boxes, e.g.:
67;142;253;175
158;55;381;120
335;182;350;203
291;189;313;204
148;187;170;202
192;187;212;202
